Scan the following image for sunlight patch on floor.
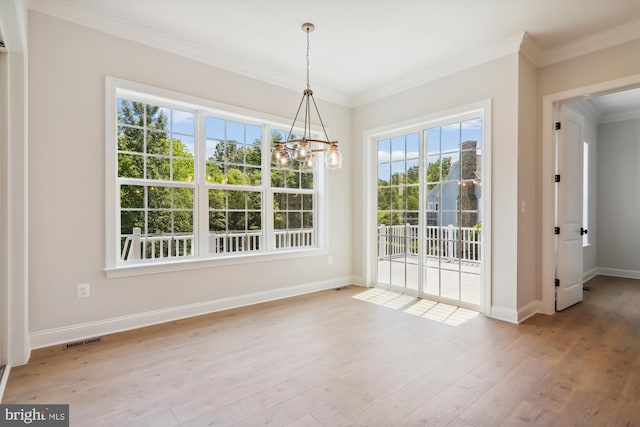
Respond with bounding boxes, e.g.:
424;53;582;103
353;288;479;326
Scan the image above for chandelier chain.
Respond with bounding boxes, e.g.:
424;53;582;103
306;27;310;90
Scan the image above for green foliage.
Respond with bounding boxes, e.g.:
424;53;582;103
118;100;195;236
427;157;452;183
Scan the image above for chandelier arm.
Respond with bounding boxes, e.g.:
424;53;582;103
287;91;307;141
309;93;331;142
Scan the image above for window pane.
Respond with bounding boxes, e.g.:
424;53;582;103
172;159;194;182
121;211;144;235
286;171;300;188
205;116;225;140
271;170;284;187
228;212;246;231
148;211;172;234
300;172;313;189
303;194;313;210
145;104;169;130
147;157;171;180
174;211;193;233
248;212;261;230
172;110;194;136
209;189;225;210
174;187;194;209
147;130;170;155
209;212;226;232
461;118;482;150
228;191;245;210
246;167;262;186
148;186;171;209
245;124;262;146
120;185;144;209
173;135;195;157
117;99;143;125
247;192;261;210
206;161;224;183
288;212;301;228
118;126;144;153
288;193;301;210
118;153;144;178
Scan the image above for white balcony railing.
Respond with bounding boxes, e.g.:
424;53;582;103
120;227;314;261
378;224;481;262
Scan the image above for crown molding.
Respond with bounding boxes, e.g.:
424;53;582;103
599;109;640;124
29;0;352;106
519;32;542;65
538;19;640;67
27;1;640;108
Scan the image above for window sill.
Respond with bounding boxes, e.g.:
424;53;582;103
105;248;329;279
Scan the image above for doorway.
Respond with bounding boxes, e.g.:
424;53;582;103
372;104;491;311
542;75;640;314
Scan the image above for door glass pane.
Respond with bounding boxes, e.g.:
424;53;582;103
423;117;482;307
377;133;419;292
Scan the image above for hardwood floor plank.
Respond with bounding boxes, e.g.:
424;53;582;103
3;279;639;427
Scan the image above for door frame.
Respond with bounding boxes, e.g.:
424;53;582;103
541;74;640;314
363;99;492;315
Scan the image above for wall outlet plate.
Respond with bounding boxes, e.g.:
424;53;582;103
77;283;90;298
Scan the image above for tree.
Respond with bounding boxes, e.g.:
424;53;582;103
118;100;195;238
427;157;452;183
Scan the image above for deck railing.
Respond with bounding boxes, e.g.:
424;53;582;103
378;224;481;262
121;228;314;261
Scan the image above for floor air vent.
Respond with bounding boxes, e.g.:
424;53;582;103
64;337;102;349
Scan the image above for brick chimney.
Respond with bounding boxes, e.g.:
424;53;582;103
458;140;477;228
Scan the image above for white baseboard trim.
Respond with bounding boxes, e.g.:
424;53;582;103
349;276;366;287
0;364;10;402
583;267;599;282
597;267;640;280
489;305;518;324
30;276;353;350
518;300;542;323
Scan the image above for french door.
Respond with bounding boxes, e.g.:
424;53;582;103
375;111;486;309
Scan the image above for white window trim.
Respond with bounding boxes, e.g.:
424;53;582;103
362;100;492;315
105;77;327;278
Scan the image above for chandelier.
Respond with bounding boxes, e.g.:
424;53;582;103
272;23;342;170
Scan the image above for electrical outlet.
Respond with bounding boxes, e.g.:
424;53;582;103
328;256;333;265
77;283;90;298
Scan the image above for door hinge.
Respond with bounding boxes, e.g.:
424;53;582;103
554;227;560;235
554;174;561;183
555;278;560;287
555;122;561;130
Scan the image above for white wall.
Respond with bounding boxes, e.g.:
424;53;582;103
352;54;520;319
28;12;352;345
597;118;640;273
538;40;640;314
0;0;30;367
517;53;540;310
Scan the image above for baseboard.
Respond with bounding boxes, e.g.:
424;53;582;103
30;276;353;350
349;276;366;287
583;267;599;282
490;305;518;324
0;364;10;402
597;267;640;280
517;300;542;323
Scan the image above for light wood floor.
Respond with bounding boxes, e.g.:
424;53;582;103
4;276;639;426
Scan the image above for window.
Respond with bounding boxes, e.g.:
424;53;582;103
107;80;323;273
271;129;316;249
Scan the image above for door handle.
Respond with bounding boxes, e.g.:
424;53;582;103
580;228;588;235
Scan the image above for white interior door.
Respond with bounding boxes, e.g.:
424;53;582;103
556;106;584;311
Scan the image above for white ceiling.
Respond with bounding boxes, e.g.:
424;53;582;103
577;87;640;123
30;0;640;106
